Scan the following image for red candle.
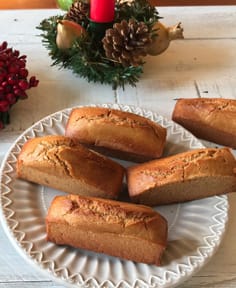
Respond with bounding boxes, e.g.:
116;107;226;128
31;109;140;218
90;0;115;23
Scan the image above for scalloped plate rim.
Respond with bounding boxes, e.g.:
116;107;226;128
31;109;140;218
0;103;229;288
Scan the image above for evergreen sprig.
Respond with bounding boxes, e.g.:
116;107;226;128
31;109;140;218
115;0;160;28
37;0;159;89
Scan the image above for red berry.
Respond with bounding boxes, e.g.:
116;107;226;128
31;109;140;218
13;50;20;57
17;60;26;68
32;79;39;87
29;76;39;87
19;55;27;60
1;81;8;88
19;68;28;78
19;90;27;99
18;80;29;90
8;64;19;74
0;61;5;68
13;84;19;90
14;88;27;99
0;87;4;99
0;68;7;79
13;88;22;96
5;85;12;93
7;75;18;85
0;53;8;62
5;48;13;56
5;93;16;105
0;75;5;83
0;41;8;51
29;76;36;82
0;100;9;112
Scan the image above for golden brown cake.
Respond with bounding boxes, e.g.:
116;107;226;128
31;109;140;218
65;106;167;162
127;147;236;206
172;98;236;148
46;194;168;265
17;135;125;199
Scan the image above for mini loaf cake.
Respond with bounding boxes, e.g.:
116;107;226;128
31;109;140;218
172;98;236;148
46;194;168;265
17;135;125;199
65;106;167;162
127;147;236;206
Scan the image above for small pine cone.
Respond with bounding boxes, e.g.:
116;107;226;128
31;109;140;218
102;19;152;67
65;0;90;26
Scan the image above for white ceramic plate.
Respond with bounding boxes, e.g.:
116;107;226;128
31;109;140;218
0;104;228;288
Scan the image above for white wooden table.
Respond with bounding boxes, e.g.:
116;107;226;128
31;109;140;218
0;6;236;288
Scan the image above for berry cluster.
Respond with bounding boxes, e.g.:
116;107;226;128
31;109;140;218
0;41;39;129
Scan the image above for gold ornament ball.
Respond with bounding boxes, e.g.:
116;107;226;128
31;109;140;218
147;21;184;56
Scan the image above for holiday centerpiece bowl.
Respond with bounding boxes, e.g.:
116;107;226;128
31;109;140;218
38;0;183;89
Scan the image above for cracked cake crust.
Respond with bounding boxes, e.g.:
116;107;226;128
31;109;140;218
65;107;167;162
17;135;125;199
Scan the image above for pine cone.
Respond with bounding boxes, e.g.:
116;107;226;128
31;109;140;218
65;0;90;27
102;19;152;67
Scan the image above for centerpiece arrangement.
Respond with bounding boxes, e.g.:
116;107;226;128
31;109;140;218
38;0;183;89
